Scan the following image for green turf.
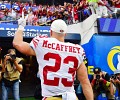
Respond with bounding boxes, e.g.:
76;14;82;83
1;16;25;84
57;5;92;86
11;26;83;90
9;97;36;100
20;97;36;100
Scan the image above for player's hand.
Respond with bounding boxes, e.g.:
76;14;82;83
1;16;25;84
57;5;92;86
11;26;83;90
18;18;26;30
4;54;11;61
18;11;28;30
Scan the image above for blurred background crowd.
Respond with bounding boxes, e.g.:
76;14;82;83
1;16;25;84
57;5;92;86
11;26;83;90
0;0;119;26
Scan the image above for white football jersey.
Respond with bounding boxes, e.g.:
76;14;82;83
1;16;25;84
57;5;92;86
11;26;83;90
30;36;85;97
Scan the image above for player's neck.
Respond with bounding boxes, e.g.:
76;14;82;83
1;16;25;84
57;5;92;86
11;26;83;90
57;38;64;42
51;32;65;42
51;36;64;42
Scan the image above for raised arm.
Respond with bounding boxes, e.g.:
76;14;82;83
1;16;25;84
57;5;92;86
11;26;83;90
13;16;35;56
77;62;94;100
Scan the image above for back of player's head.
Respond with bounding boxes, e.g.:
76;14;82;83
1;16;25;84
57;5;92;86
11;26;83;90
51;19;67;34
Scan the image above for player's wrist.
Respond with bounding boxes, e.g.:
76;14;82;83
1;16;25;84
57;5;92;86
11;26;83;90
18;25;24;31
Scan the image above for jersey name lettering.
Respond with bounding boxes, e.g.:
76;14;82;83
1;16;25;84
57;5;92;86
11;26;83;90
42;40;80;53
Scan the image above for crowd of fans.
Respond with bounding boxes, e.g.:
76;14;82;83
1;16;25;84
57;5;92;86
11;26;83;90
0;0;119;26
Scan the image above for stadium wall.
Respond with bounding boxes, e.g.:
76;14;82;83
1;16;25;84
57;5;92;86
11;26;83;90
82;34;120;75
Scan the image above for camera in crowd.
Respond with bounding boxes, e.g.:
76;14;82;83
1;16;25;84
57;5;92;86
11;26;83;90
111;70;120;81
111;75;120;81
111;74;117;80
93;67;101;80
96;74;101;80
4;54;16;61
9;54;16;61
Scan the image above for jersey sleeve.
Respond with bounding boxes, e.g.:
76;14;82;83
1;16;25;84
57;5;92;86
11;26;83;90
30;36;40;50
79;47;86;62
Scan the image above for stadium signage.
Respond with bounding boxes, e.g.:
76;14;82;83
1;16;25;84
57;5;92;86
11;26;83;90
0;23;50;32
97;18;120;33
6;31;49;38
0;4;37;11
0;30;49;38
0;24;50;38
0;27;50;32
82;35;120;75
